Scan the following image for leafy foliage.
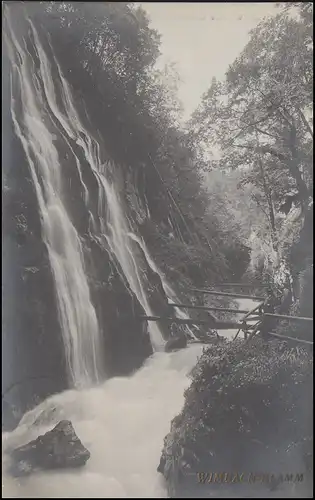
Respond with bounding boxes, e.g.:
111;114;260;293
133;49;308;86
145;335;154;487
11;0;248;288
188;2;313;293
160;337;313;496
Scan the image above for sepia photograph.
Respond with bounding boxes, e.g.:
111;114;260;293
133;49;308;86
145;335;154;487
2;1;313;497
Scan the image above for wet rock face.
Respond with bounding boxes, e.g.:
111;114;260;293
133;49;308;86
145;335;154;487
2;127;156;429
3;29;175;430
2;105;68;431
9;420;90;476
2;81;153;428
146;267;174;341
83;236;154;377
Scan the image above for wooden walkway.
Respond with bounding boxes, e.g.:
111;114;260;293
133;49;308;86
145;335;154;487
138;283;313;346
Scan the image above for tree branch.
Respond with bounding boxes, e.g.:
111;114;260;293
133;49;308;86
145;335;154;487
295;106;313;138
228;115;273;145
255;87;295;129
255;126;282;141
232;143;289;162
251;193;270;220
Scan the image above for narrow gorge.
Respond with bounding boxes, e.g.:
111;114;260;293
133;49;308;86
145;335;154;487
2;2;313;498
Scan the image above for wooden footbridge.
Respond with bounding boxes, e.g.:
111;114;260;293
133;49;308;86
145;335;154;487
2;283;312;408
139;283;313;346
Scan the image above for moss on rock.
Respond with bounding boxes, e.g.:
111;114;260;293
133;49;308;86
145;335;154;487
158;337;313;497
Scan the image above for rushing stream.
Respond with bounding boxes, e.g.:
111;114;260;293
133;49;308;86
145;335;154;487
2;6;263;499
2;345;204;498
2;299;257;498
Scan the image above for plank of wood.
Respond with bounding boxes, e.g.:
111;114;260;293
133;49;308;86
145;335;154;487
233;301;266;340
267;332;313;345
264;313;313;322
244;321;263;344
168;303;249;314
245;315;262;321
138;316;254;330
210;283;270;288
190;289;266;300
242;301;265;320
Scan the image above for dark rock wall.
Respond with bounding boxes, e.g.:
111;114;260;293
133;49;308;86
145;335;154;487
2;29;167;430
2;45;67;430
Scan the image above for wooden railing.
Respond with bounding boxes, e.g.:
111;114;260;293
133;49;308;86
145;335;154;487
138;283;313;346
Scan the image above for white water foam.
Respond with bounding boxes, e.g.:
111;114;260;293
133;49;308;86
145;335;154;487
2;345;204;498
4;9;261;498
5;12;102;388
2;300;255;498
5;9;167;367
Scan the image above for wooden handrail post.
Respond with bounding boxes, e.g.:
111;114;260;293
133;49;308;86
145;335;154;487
233;300;265;341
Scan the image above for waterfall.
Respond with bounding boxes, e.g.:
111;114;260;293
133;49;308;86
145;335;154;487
128;234;198;340
98;176;165;350
5;9;168;388
5;13;102;389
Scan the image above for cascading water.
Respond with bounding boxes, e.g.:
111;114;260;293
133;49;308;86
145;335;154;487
5;9;167;381
5;13;102;389
3;10;254;499
2;300;255;498
128;233;199;340
34;16;166;351
97;171;165;351
2;344;205;498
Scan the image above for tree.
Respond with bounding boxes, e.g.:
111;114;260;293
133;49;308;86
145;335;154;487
189;2;313;285
5;0;248;292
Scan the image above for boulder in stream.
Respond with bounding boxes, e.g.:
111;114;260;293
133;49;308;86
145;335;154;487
165;336;188;352
9;420;90;476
